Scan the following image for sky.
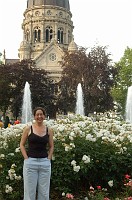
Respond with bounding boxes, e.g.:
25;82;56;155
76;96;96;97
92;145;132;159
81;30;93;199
0;0;132;62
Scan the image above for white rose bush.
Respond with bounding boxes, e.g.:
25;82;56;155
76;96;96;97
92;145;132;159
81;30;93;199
0;124;25;200
0;112;132;199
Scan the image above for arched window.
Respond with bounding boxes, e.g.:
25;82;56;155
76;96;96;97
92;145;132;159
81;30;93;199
46;29;49;42
25;29;30;42
68;30;71;43
45;26;53;42
58;27;63;44
38;29;41;42
33;26;41;42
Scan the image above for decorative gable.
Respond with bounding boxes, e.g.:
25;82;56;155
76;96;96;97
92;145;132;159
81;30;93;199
35;41;64;80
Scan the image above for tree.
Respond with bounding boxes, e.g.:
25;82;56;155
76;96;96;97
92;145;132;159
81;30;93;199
58;45;118;115
111;47;132;116
0;64;13;117
0;60;56;119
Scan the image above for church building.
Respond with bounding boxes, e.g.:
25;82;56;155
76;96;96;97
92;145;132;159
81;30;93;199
3;0;78;81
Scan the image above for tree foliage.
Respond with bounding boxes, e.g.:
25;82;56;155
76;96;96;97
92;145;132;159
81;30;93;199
111;47;132;116
0;60;56;119
58;45;118;115
0;64;13;116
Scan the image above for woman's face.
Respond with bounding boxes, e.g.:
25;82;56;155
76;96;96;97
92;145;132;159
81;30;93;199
34;109;45;123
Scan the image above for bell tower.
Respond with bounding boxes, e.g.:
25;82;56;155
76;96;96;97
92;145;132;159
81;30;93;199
18;0;75;80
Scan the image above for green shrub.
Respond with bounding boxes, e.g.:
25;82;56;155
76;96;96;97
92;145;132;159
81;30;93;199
0;113;132;199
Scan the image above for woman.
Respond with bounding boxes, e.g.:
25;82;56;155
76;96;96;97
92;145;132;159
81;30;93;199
20;107;54;200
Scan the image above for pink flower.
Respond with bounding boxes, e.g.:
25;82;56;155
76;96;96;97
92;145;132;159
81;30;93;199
125;174;131;179
66;193;74;199
104;198;110;200
124;197;132;200
124;179;132;189
97;185;101;190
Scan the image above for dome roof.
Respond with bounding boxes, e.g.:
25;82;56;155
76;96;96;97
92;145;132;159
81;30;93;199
27;0;70;10
20;41;31;49
68;38;78;52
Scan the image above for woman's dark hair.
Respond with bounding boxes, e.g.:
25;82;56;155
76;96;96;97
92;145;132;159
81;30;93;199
33;107;46;116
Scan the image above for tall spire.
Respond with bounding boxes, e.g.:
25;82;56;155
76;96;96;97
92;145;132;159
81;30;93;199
3;49;6;60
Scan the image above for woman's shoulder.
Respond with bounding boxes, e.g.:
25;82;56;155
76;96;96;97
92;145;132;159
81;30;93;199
47;126;53;135
23;125;32;135
24;124;31;130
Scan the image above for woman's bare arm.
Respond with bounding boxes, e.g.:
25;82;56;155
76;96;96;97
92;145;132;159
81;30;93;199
20;126;30;159
48;128;54;160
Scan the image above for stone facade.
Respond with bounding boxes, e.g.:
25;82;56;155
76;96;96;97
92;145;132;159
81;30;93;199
18;0;77;81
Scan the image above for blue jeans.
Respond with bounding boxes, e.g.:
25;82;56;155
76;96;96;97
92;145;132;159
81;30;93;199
23;157;51;200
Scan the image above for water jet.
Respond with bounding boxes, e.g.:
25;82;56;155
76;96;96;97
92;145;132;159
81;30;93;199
75;83;85;115
21;81;33;124
125;85;132;123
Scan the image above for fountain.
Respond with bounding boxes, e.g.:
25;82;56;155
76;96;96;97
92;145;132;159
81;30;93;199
75;83;85;115
125;86;132;123
21;81;33;124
